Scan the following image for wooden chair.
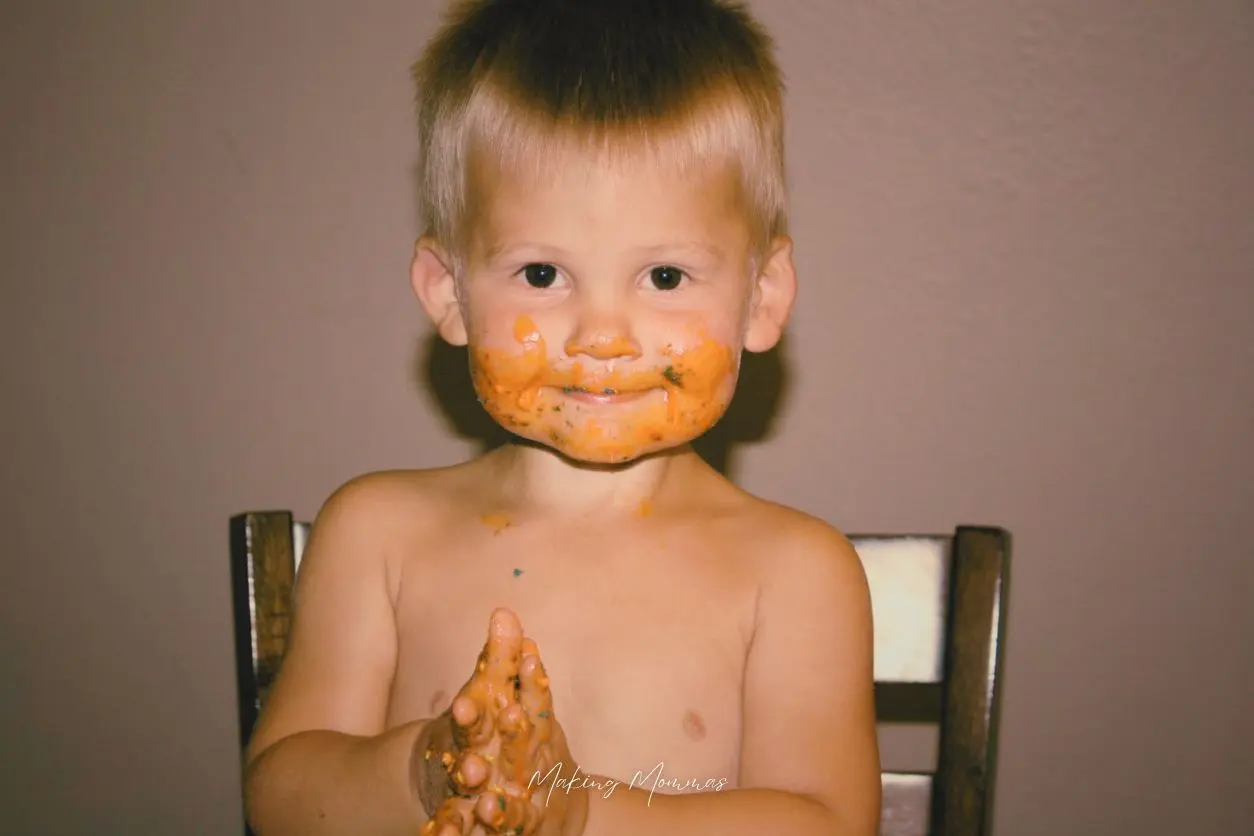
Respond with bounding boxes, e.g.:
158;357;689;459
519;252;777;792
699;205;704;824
856;527;1010;836
230;512;1009;836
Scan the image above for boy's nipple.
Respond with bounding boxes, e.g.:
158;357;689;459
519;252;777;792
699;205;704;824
682;709;707;742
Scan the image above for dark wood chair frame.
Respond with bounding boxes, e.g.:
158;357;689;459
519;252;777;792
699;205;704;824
230;513;1009;836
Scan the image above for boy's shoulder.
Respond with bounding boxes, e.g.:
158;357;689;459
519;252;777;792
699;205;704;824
321;462;473;501
303;463;481;555
725;491;874;689
715;485;868;594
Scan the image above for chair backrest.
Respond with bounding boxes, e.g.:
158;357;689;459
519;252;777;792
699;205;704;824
228;511;309;750
854;528;1010;836
229;513;1009;836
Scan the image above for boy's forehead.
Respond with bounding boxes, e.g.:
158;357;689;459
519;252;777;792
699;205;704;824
467;148;751;242
472;139;736;190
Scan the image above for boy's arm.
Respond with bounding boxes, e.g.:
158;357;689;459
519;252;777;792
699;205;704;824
582;519;881;836
241;475;431;836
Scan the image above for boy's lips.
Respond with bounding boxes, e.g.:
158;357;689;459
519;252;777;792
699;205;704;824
557;387;652;406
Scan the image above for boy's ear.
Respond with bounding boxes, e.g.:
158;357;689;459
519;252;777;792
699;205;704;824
410;236;467;346
743;235;797;353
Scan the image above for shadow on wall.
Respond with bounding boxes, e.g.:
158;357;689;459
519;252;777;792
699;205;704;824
413;331;792;478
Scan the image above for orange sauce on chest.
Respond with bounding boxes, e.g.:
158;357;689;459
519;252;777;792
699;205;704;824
478;513;512;534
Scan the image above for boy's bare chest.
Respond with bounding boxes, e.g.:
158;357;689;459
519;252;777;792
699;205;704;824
388;534;757;786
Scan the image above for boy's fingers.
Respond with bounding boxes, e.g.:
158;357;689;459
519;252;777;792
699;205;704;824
497;701;529;740
480;608;525;686
451;694;479;728
519;654;554;747
421;797;468;836
496;701;533;785
473;789;540;834
450;693;493;748
452;751;490;793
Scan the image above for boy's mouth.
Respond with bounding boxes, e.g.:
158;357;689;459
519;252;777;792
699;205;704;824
556;385;653;406
552;364;684;398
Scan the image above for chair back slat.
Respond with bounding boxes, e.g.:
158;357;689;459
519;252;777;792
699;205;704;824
850;535;951;684
229;511;297;748
933;526;1010;836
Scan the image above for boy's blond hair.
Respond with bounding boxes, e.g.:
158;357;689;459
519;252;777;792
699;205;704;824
412;0;787;263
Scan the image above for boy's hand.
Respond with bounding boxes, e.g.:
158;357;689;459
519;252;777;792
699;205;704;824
415;608;527;834
470;645;588;836
414;608;588;836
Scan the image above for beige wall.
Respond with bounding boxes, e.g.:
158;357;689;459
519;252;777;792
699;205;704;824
2;1;1251;833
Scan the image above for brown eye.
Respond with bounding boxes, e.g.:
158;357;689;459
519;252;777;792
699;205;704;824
523;264;558;288
650;266;685;290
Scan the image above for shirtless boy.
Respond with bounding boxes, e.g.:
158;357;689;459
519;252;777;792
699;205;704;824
242;1;881;834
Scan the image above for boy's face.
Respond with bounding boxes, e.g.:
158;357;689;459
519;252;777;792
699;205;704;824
413;150;796;465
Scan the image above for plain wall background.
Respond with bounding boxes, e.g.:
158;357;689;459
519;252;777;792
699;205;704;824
2;1;1251;833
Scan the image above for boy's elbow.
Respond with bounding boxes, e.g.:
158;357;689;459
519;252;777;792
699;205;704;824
240;734;313;834
796;793;878;836
240;740;282;832
242;732;284;798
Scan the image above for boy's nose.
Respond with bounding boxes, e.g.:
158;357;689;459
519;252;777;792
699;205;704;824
564;320;643;361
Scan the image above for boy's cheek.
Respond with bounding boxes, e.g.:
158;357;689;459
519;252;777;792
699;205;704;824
460;303;532;353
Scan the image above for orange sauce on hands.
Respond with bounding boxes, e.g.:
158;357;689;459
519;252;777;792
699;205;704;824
470;315;736;463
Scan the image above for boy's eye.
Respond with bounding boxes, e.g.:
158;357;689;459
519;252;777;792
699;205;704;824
649;266;685;291
522;263;558;288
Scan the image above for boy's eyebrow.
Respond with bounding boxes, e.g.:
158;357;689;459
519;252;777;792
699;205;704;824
479;242;575;263
479;241;726;264
633;241;725;263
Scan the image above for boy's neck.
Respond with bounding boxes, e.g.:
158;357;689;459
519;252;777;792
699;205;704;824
485;441;706;516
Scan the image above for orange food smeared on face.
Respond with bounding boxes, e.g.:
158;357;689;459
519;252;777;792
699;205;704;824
479;513;512;534
470;315;737;463
637;498;653;518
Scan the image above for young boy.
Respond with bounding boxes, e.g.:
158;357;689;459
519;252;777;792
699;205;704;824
242;1;881;834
